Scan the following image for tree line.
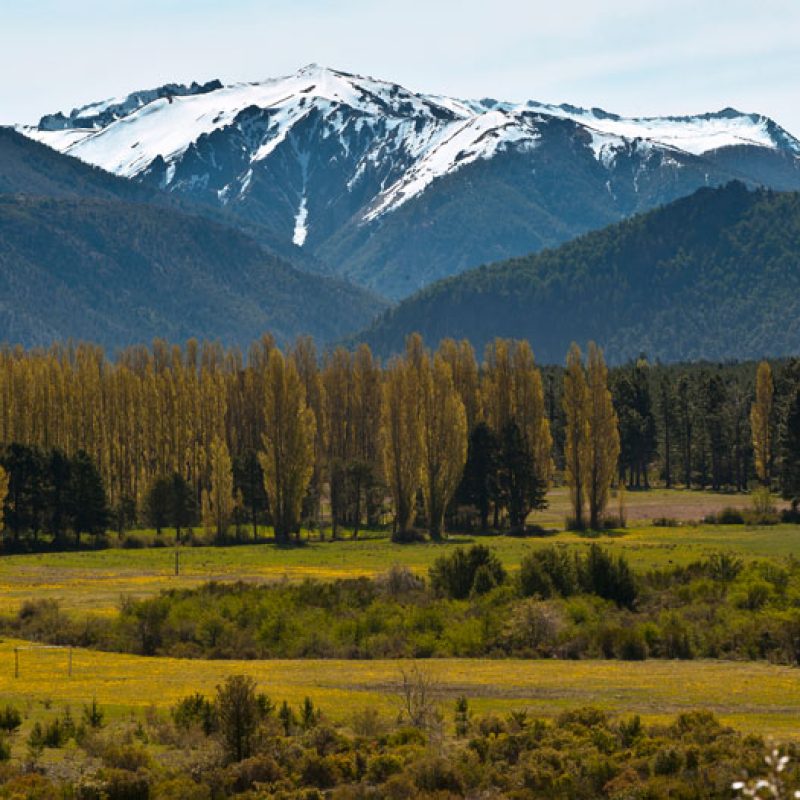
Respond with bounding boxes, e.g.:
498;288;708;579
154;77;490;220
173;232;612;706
0;334;798;547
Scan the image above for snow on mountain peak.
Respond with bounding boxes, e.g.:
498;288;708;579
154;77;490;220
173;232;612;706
18;65;800;229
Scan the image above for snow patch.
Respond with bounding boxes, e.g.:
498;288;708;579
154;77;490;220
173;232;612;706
293;196;309;246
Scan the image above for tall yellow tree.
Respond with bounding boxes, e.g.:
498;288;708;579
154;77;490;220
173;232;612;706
419;353;468;540
381;355;423;540
751;361;774;485
0;465;8;531
563;343;589;530
439;338;482;431
586;343;620;530
259;350;317;543
322;347;353;538
208;436;235;541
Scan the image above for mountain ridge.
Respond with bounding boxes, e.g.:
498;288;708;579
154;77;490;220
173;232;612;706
19;65;800;299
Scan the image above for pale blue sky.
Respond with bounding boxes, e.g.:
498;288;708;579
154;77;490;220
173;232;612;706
2;0;799;135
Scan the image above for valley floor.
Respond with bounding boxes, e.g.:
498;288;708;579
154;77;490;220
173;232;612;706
1;639;799;738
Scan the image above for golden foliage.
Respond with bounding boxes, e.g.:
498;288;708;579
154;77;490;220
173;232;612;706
419;353;468;539
751;360;774;485
258;350;316;541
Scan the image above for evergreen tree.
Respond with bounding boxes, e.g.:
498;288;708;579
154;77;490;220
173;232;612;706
498;420;546;531
233;450;267;540
170;473;197;542
781;389;800;511
1;444;47;546
46;449;71;545
0;466;7;533
457;422;500;532
69;450;110;545
145;477;172;536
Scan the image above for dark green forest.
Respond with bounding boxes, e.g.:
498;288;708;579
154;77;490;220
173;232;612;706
359;183;800;362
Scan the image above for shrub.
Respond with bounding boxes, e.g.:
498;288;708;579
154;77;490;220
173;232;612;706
653;746;684;775
618;628;648;661
428;545;506;600
172;693;217;734
367;753;403;782
519;547;578;598
0;706;22;733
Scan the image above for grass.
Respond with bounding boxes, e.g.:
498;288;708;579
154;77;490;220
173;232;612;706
0;512;797;617
2;488;799;742
1;639;799;737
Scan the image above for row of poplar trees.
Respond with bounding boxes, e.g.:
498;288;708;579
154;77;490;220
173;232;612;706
0;334;621;542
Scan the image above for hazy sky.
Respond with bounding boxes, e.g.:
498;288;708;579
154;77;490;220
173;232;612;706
3;0;799;135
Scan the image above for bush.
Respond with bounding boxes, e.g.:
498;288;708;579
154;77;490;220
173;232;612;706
172;693;217;734
0;706;22;733
519;547;578;598
428;545;506;599
618;628;648;661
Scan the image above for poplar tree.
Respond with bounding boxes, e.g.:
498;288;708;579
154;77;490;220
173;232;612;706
208;437;234;542
563;344;589;530
259;350;316;542
381;355;422;540
751;360;774;486
586;343;620;530
419;353;468;540
322;348;353;539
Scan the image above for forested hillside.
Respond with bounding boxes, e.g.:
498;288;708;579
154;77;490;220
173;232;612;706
0;127;385;347
0;196;383;348
359;183;800;362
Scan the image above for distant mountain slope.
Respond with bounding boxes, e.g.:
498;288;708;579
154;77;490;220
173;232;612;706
356;183;800;363
0;126;324;270
0;195;384;349
19;66;800;299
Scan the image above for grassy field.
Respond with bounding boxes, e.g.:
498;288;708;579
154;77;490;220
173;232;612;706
1;639;799;737
0;488;794;617
2;488;800;741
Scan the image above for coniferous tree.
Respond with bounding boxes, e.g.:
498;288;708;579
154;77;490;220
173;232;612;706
46;449;72;545
457;422;500;532
498;420;546;531
170;473;197;542
233;450;267;540
145;477;172;536
0;465;7;533
676;374;694;487
1;444;47;546
69;450;110;546
781;389;800;511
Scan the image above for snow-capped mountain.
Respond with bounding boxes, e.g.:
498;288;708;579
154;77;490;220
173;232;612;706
20;65;800;299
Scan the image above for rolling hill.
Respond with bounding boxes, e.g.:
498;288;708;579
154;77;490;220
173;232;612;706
356;182;800;363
